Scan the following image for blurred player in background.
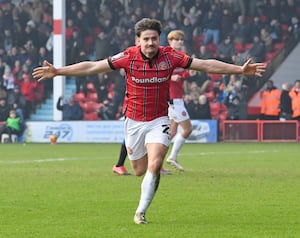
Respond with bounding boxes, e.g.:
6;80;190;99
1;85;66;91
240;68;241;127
166;30;194;171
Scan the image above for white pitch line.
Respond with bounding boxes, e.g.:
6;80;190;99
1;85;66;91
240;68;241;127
181;150;279;156
0;157;81;164
0;150;279;164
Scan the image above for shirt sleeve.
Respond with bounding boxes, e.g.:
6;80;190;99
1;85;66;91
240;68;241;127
107;50;130;70
169;47;192;69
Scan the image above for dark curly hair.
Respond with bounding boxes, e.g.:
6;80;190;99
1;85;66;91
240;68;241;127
134;18;162;37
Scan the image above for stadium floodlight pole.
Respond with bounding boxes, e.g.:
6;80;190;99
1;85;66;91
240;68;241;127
52;0;66;121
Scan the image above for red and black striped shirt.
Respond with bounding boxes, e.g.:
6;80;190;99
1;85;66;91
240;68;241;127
108;45;192;121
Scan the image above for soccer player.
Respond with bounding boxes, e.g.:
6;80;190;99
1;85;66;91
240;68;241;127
166;30;194;171
33;18;266;225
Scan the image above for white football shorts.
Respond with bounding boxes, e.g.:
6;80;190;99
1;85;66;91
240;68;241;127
124;116;170;161
168;98;190;123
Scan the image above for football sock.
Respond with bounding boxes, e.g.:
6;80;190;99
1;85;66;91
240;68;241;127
169;134;186;160
136;170;160;214
116;140;127;167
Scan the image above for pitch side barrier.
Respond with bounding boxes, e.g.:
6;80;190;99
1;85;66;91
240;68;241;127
222;120;299;142
23;120;218;143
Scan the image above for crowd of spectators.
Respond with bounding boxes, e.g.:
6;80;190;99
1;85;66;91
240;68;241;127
0;0;299;125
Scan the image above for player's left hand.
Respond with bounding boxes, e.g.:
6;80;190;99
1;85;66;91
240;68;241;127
242;58;266;77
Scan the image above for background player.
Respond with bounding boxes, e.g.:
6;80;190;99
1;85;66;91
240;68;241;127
166;30;194;171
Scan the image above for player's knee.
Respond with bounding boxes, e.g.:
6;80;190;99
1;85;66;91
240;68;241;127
133;169;146;177
182;126;193;138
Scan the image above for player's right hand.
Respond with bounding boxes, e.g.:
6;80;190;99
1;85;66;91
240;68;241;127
32;60;57;82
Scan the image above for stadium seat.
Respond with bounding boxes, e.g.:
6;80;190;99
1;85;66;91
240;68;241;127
234;43;245;53
206;43;217;56
82;101;103;113
83;112;99;120
260;15;267;23
265;52;277;62
218;111;227;120
208;73;222;82
273;42;284;51
209;101;221;119
204;90;215;101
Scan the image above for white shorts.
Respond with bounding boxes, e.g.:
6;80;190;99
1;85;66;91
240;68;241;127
124;116;170;161
168;98;190;123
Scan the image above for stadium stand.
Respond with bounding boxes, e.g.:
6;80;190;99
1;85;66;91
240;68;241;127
0;0;299;127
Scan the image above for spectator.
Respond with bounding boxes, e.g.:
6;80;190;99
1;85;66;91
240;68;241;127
265;0;281;22
269;18;282;43
221;74;242;103
202;4;222;46
260;27;273;53
249;15;265;40
180;17;194;54
95;31;111;60
97;99;115;120
0;109;22;143
224;94;241;120
0;58;6;86
66;28;84;64
19;74;37;118
185;69;210;95
187;94;212;120
220;7;235;40
236;34;266;64
95;73;109;102
111;69;126;119
0;87;7;100
279;83;292;121
280;0;298;24
65;18;77;41
3;28;14;52
260;80;281;120
56;96;83;121
0;97;10;122
232;15;249;44
75;51;89;94
215;35;236;64
2;65;14;91
23;20;39;47
7;85;26;119
36;46;52;97
196;45;213;60
288;16;299;40
289;80;300;121
249;34;266;62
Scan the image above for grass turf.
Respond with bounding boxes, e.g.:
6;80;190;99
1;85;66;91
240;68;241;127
0;143;299;238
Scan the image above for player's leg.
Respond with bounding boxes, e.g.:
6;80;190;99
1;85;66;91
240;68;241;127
167;102;192;171
134;143;168;224
167;119;192;171
112;139;130;175
131;117;170;224
169;118;178;140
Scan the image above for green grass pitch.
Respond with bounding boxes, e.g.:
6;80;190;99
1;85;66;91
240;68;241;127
0;143;300;238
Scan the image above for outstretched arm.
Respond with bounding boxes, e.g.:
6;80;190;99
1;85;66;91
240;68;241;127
32;60;113;82
189;58;266;77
